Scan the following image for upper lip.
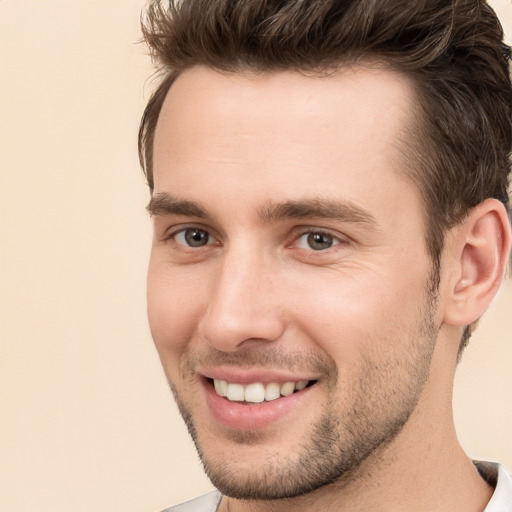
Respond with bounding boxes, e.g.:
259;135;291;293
199;367;318;385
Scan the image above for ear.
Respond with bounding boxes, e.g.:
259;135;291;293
443;198;511;327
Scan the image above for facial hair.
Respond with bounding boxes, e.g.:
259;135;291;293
168;278;439;500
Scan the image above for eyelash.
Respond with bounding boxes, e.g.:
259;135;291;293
164;225;347;253
293;230;343;251
163;225;218;248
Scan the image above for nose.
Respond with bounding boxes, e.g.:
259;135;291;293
197;248;286;352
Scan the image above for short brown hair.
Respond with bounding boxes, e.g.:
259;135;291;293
138;0;512;351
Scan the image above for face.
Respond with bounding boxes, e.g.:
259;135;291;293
148;66;442;499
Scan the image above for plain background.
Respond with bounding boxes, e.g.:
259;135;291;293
0;1;511;511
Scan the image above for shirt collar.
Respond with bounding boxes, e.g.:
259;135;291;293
475;461;512;511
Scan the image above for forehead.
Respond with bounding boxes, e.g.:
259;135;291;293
152;65;418;211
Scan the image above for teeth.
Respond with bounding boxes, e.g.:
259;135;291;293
280;381;295;396
244;383;265;403
214;379;227;397
226;383;244;401
264;382;281;401
295;380;308;391
213;379;311;403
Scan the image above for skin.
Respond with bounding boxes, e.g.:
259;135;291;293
147;66;508;511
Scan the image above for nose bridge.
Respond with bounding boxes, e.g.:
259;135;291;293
198;241;285;351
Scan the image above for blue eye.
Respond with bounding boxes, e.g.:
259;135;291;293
174;228;211;247
297;231;340;251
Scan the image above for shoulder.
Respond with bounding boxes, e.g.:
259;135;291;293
160;491;223;512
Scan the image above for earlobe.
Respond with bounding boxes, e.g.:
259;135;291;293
443;199;511;327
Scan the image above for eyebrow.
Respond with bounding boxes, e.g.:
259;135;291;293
147;193;208;218
258;198;378;228
147;192;377;228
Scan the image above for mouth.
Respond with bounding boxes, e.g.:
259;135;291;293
209;378;317;404
201;372;319;430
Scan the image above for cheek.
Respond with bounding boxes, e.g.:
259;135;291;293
288;266;431;361
146;260;206;368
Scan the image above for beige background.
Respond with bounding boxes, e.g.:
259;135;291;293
0;1;511;511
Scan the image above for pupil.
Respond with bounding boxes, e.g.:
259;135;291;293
185;229;208;247
308;232;333;250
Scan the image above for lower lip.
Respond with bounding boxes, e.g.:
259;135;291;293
203;380;315;430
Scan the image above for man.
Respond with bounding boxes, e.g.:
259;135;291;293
139;0;512;510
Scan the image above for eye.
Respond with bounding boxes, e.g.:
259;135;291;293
174;228;213;247
296;231;341;251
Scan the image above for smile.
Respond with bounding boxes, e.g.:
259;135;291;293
212;379;312;403
202;374;319;429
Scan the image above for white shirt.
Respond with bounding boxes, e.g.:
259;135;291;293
478;461;512;511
